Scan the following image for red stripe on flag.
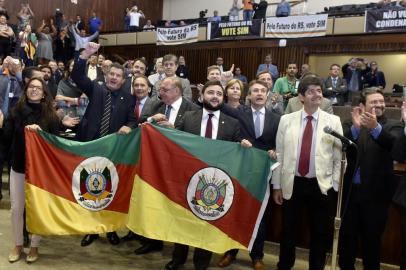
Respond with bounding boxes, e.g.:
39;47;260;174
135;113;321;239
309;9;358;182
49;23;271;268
25;130;136;213
139;125;262;247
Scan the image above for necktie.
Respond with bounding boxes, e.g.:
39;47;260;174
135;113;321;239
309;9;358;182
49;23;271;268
134;100;140;119
333;78;337;88
298;115;313;177
205;113;214;139
99;91;112;137
165;105;172;120
254;110;262;138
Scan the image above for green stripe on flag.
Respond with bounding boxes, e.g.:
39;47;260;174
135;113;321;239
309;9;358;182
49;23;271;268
152;124;272;201
37;128;141;165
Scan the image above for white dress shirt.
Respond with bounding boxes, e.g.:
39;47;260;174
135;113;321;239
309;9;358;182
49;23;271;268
200;109;220;139
87;65;97;81
296;109;319;178
167;97;183;125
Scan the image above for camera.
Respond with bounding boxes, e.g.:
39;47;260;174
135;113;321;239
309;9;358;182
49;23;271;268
199;9;208;19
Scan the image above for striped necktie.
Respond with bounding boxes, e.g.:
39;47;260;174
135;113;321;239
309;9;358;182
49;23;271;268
99;91;112;137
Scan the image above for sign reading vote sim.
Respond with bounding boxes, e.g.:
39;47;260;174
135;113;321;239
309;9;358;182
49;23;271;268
207;20;262;40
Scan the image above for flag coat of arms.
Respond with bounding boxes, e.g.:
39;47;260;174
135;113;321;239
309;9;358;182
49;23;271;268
127;124;273;253
25;129;140;235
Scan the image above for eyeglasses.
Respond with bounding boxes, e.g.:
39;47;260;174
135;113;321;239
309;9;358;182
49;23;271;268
159;87;176;93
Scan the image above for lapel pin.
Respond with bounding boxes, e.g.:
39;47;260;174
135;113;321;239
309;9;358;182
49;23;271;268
221;121;225;124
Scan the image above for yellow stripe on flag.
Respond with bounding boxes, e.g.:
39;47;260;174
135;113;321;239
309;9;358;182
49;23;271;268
127;175;246;253
25;184;128;235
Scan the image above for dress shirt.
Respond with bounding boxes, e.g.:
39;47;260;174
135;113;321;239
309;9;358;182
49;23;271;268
137;96;148;116
251;106;265;137
148;72;165;86
200;109;220;139
296;110;319;178
87;65;97;81
167;97;183;125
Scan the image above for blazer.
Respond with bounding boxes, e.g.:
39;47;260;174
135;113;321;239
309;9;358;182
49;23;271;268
177;110;240;142
222;105;280;151
71;58;137;142
343;117;404;203
151;97;200;127
85;64;104;82
272;109;343;200
152;77;193;101
392;133;406;208
256;63;279;80
137;96;157;125
285;96;333;114
323;76;348;106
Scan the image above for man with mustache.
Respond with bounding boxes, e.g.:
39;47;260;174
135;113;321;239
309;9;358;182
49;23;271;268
164;80;248;270
339;88;403;270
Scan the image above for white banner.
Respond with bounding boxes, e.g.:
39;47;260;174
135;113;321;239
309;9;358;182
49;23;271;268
156;24;199;46
265;14;328;38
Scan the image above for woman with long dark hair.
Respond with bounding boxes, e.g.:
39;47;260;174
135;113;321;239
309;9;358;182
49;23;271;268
0;78;78;264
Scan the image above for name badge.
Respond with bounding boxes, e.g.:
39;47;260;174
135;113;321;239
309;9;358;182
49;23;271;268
9;92;14;98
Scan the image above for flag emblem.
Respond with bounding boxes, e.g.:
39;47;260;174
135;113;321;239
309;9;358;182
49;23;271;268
72;157;119;211
187;167;234;221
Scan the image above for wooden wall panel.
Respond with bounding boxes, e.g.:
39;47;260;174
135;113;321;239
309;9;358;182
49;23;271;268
3;0;163;32
103;41;308;84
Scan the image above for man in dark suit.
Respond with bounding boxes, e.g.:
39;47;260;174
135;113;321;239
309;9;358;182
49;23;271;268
133;76;199;255
40;65;58;99
85;54;104;83
71;42;136;246
323;64;347;106
122;58;147;94
131;75;155;124
392;101;406;270
339;87;403;270
164;80;246;270
218;80;280;270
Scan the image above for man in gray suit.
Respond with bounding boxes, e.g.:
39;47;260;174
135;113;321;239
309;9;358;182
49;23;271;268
323;64;347;106
131;75;155;125
152;54;192;101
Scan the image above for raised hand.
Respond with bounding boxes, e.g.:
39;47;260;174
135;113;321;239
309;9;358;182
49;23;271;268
351;106;362;130
360;107;378;130
81;42;100;59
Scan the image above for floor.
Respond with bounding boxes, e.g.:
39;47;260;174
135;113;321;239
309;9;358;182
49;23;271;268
0;181;400;270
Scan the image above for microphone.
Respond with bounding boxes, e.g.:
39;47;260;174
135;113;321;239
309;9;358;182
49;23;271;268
323;126;356;146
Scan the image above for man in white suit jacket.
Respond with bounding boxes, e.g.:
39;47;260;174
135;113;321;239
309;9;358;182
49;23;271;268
272;75;343;270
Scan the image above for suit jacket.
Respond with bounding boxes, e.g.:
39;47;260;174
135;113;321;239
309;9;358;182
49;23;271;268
392;133;406;208
136;96;157;125
177;110;240;142
71;58;136;142
151;97;200;127
272;109;343;200
285;96;333;114
323;76;348;106
85;64;104;82
256;63;279;80
222;105;280;151
152;77;193;101
343;117;404;204
0;74;23;117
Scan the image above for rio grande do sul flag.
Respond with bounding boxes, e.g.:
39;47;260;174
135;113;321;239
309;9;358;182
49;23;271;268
127;124;274;253
25;128;140;235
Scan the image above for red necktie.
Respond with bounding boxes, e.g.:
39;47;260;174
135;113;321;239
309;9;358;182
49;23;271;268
134;100;140;119
205;113;214;139
298;115;313;177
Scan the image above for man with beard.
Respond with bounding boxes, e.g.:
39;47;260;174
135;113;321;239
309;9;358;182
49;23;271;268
272;75;343;270
49;60;63;86
71;42;136;247
217;80;280;270
164;80;247;270
339;88;403;270
273;61;300;109
40;65;58;99
123;58;147;94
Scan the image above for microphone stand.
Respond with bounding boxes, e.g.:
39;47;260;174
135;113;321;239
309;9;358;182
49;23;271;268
331;142;348;270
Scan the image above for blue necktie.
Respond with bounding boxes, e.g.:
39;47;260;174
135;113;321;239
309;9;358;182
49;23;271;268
254;111;261;138
165;105;172;120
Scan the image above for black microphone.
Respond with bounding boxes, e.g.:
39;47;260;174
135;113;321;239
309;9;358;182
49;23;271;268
323;126;356;146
